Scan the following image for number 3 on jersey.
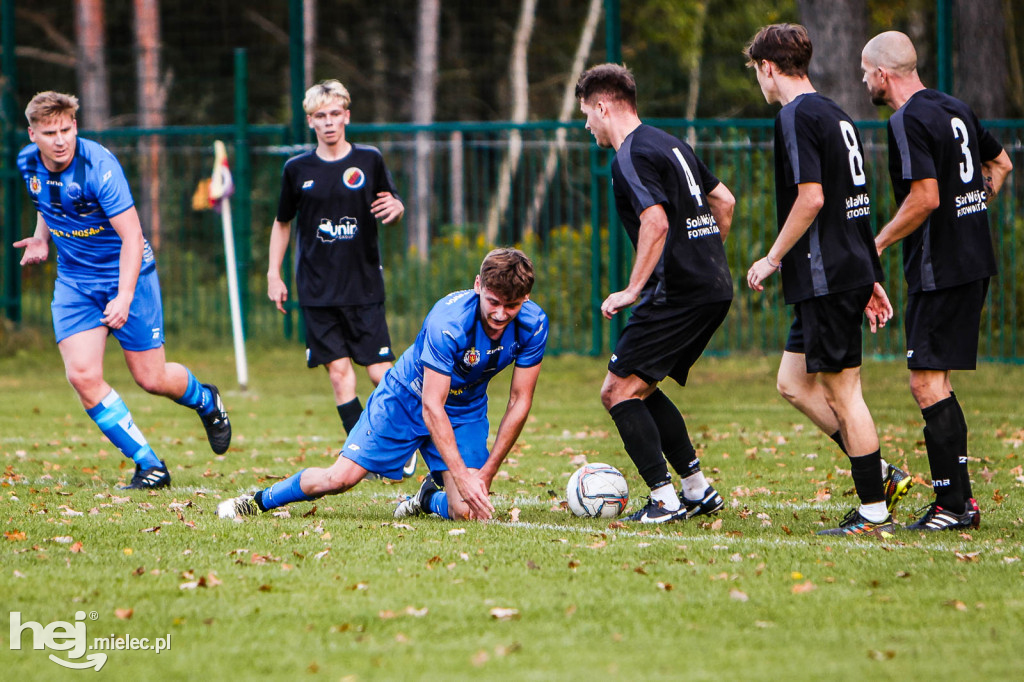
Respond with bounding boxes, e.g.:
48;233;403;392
838;121;866;187
950;117;974;184
672;147;703;207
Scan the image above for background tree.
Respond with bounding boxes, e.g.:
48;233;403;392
74;0;109;130
797;0;872;119
134;0;167;248
410;0;440;258
953;0;1006;118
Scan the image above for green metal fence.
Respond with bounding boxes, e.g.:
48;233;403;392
2;119;1022;362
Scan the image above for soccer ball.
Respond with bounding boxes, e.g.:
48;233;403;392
566;463;629;518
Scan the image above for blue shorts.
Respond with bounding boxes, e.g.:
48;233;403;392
52;269;165;351
340;386;490;479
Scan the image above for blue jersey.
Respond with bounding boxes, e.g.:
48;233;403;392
378;290;548;433
18;137;154;283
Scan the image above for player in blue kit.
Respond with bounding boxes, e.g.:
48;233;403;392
861;32;1013;531
14;91;230;489
218;248;547;521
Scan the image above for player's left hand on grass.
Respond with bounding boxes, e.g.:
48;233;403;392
746;256;779;292
371;192;404;224
101;294;133;330
453;471;494;520
14;237;49;266
864;282;893;334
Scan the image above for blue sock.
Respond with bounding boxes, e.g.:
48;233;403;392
259;470;312;510
427;491;451;519
174;370;214;415
86;390;162;469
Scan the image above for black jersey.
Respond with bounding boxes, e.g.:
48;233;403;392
611;124;733;307
887;89;1003;293
773;93;883;304
276;144;401;306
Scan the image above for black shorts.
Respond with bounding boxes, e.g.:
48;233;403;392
301;304;396;368
905;278;989;371
608;300;730;386
785;285;873;374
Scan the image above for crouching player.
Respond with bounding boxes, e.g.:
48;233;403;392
219;248;547;521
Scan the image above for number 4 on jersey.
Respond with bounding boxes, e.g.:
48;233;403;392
672;147;704;207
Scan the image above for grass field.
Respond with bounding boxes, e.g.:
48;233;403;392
2;343;1023;681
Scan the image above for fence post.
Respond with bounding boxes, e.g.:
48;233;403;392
1;0;21;322
234;48;251;336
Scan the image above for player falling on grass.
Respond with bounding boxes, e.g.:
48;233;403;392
576;64;734;524
743;24;912;537
14;91;230;489
861;32;1013;531
267;79;414;479
219;248;547;521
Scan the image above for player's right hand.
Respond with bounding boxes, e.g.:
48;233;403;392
14;237;49;266
267;277;288;314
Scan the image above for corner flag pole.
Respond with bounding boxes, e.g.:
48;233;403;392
209;140;249;390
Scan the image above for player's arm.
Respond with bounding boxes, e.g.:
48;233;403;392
104;207;145;330
981;149;1012;197
478;362;542;489
601;203;667;319
267;219;292;314
14;212;52;266
746;182;823;291
874;178;939;256
421;367;494;519
707;182;735;242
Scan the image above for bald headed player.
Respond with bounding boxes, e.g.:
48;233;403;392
861;31;1013;531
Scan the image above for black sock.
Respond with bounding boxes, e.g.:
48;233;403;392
644;389;699;477
949;392;973;501
337;398;363;434
849;449;885;505
829;430;848;455
608;399;671;490
922;396;965;513
253;489;268;512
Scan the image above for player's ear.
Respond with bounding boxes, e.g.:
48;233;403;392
473;275;481;293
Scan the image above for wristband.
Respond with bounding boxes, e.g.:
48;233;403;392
766;254;780;269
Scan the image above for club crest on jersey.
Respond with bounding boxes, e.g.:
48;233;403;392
343;167;366;190
462;348;481;367
66;182;83;200
317;217;358;242
28;176;41;195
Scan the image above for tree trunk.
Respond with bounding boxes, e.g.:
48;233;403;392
485;0;538;244
410;0;440;260
954;0;1007;118
683;0;708;146
523;0;601;236
796;0;872;119
74;0;109;130
134;0;168;249
304;0;316;89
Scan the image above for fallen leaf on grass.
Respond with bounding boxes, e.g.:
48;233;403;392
489;607;520;621
313;549;331;560
945;600;968;611
791;580;816;594
449;528;466;536
115;608;133;620
955;551;982;563
471;650;490;667
4;530;26;542
656;582;673;591
729;588;749;602
508;508;521;523
140;526;161;534
868;650;896;660
53;536;74;544
69;541;84;553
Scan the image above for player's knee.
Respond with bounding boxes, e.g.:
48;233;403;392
133;370;166;395
65;365;102;394
323;466;360;493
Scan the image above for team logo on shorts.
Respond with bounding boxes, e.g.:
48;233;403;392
28;176;41;195
463;348;481;367
343;167;365;190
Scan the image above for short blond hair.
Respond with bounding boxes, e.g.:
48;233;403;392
25;91;79;126
303;79;350;114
